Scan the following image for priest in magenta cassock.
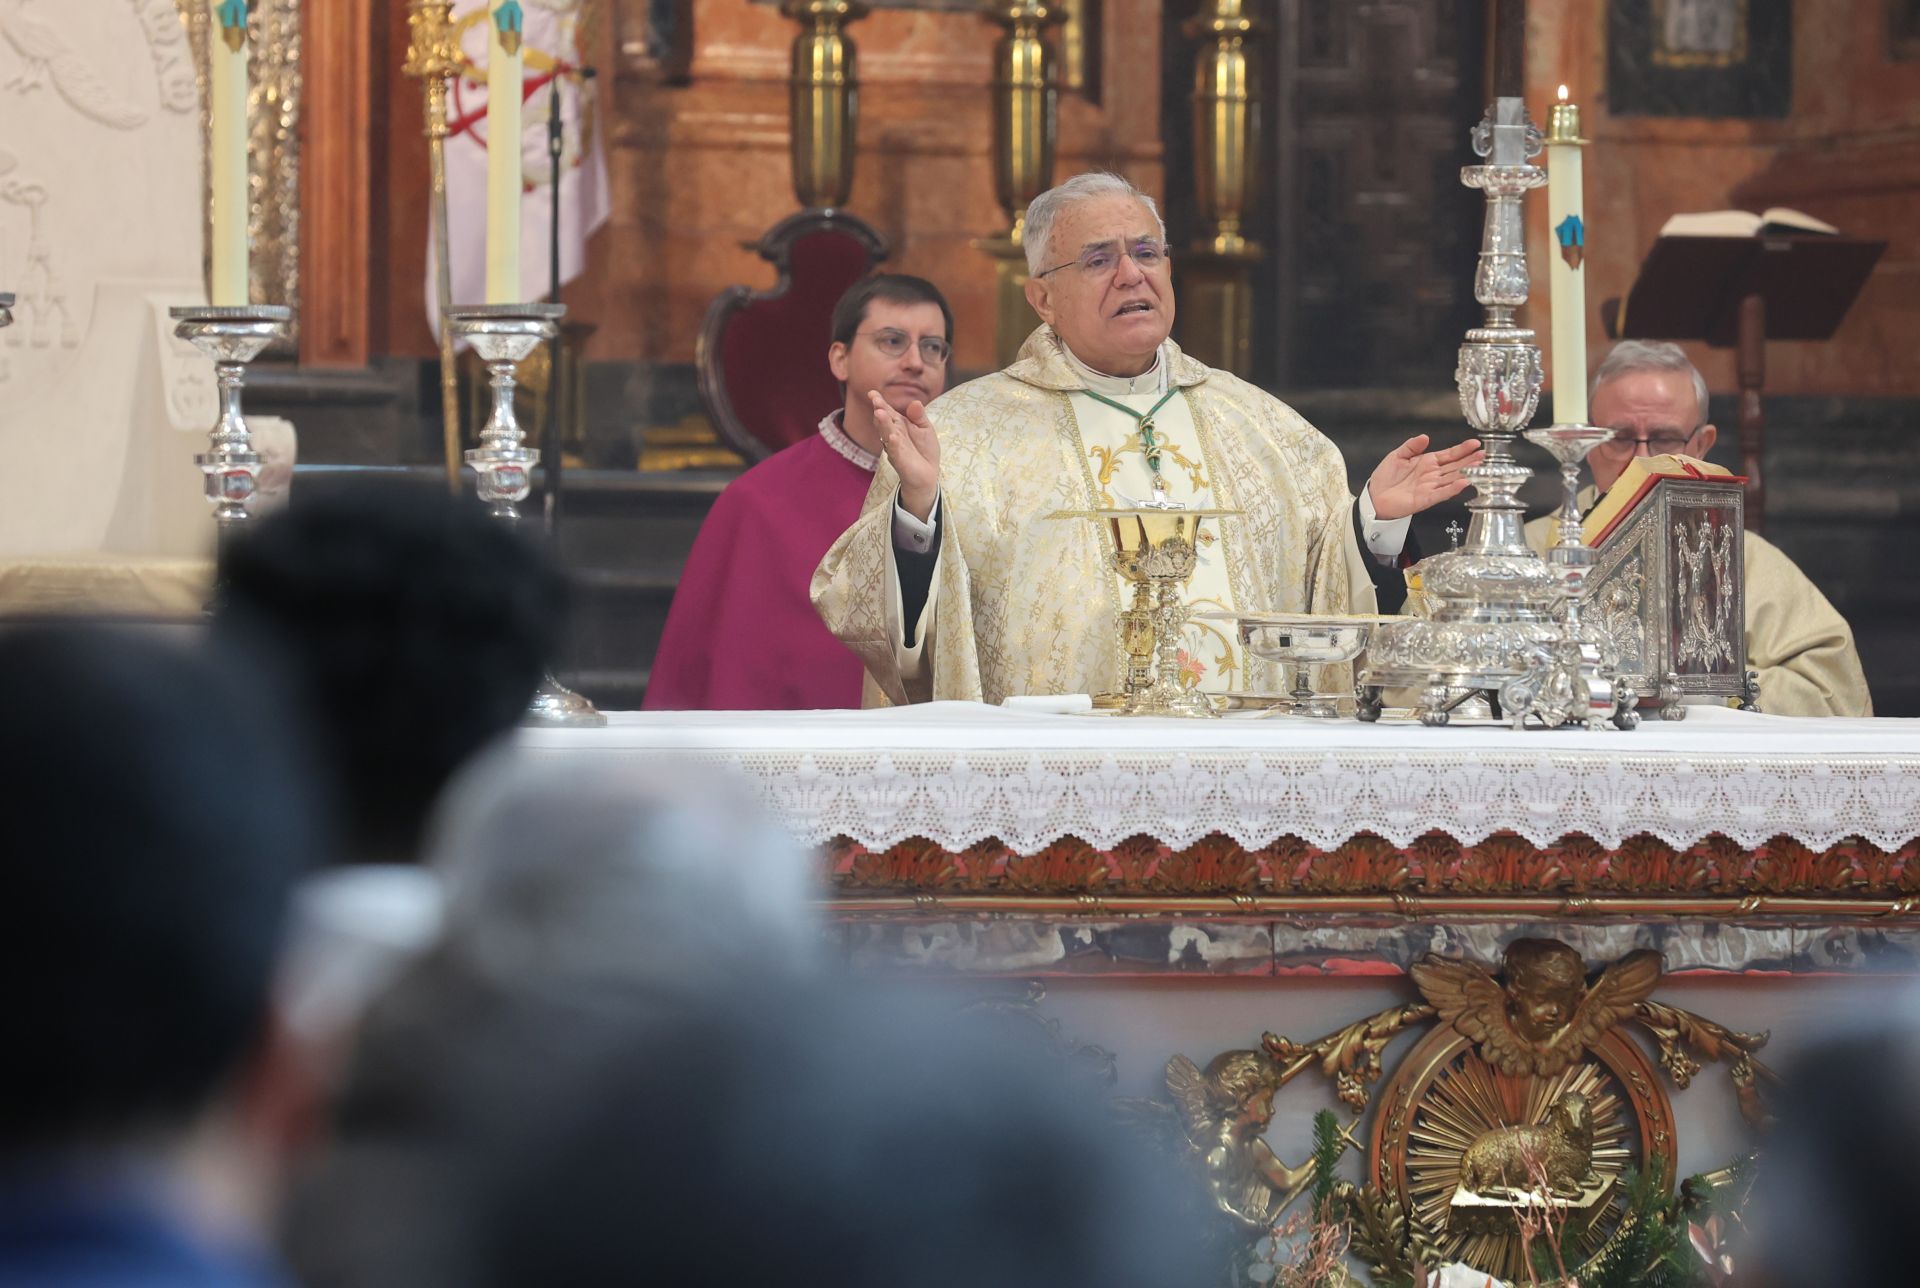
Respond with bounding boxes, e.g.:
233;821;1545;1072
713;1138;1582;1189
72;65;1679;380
646;276;954;709
812;173;1483;707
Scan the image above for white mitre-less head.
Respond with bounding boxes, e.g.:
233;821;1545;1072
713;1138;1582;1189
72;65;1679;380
1022;173;1168;276
1586;340;1719;492
1021;173;1176;378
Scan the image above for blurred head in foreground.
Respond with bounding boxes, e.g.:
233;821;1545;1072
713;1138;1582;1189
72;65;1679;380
469;987;1211;1288
297;982;1206;1288
1748;996;1920;1288
216;484;565;863
289;758;1203;1288
0;624;322;1274
285;758;828;1285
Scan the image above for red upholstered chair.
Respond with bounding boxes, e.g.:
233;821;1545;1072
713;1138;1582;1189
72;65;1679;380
696;210;890;463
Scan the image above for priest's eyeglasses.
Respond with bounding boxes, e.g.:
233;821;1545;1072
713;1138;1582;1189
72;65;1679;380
1593;427;1699;457
1035;238;1171;279
859;329;951;366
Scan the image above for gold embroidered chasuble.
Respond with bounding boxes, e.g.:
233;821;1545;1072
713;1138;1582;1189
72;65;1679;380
810;326;1381;706
1523;488;1872;717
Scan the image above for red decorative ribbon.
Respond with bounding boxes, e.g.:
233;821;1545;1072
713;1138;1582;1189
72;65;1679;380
448;64;575;141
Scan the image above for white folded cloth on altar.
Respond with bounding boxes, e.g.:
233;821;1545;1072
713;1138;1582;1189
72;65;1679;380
1000;693;1095;715
1430;1265;1506;1288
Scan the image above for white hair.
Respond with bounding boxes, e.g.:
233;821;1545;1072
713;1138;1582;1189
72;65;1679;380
1591;340;1711;425
1022;172;1167;277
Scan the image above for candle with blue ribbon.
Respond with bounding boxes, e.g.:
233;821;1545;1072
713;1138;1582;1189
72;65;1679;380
1546;85;1588;425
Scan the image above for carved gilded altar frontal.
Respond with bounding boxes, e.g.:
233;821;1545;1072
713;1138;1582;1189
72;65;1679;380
826;830;1920;921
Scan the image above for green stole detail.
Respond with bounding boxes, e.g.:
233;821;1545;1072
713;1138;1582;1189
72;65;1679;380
1080;388;1180;490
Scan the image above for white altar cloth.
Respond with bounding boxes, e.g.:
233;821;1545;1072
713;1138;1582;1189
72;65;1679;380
513;704;1920;853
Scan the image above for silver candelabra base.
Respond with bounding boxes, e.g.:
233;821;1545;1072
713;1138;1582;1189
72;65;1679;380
170;305;294;542
446;304;605;729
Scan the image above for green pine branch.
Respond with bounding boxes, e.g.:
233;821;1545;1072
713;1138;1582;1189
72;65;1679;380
1310;1109;1344;1221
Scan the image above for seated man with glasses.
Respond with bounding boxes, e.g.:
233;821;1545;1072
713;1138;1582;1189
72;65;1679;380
1522;340;1870;716
648;274;953;709
814;171;1480;706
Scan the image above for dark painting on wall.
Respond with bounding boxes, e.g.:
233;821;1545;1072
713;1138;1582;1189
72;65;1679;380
1606;0;1792;117
619;0;694;83
1894;0;1920;60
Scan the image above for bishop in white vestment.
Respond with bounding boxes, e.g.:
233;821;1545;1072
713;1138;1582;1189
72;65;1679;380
813;174;1483;706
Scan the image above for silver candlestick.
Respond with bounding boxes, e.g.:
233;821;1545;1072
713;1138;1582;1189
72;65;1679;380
1524;424;1634;730
170;305;293;540
1357;100;1634;731
445;304;605;729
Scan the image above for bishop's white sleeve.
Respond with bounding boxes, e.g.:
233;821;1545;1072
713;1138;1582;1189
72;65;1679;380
892;495;940;552
1358;485;1411;566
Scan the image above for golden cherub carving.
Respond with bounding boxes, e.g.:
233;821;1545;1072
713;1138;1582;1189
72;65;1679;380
1409;939;1663;1077
1164;1049;1316;1230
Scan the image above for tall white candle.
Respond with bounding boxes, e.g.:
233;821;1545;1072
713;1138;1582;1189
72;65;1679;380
1546;85;1588;425
209;0;250;306
485;0;525;304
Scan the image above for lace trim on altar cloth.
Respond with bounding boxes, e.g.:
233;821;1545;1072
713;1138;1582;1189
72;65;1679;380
818;411;878;472
516;746;1920;855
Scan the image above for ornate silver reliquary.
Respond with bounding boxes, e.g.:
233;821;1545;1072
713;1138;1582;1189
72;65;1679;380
1587;476;1749;710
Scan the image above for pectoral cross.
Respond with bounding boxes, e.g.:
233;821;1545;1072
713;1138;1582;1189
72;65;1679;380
1446;520;1463;551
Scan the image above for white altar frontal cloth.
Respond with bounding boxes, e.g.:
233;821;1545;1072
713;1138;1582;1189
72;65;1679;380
514;705;1920;854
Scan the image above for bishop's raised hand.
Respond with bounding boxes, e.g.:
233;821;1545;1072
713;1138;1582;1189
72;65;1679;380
872;390;941;522
1367;434;1486;520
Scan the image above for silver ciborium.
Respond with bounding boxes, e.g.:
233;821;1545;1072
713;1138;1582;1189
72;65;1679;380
1049;506;1238;718
446;303;605;728
1202;612;1401;718
170;305;294;542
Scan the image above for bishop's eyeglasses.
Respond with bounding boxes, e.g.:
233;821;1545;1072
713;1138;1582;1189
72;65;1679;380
858;329;951;366
1035;238;1171;279
1592;427;1700;457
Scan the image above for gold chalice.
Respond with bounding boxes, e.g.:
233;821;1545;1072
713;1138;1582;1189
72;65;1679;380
1049;506;1238;718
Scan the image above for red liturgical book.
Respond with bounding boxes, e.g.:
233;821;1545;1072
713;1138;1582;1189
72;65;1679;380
1585;455;1747;548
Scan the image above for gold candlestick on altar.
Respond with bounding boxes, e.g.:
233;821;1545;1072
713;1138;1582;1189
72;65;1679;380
782;0;867;209
405;0;466;492
1178;0;1264;377
977;0;1062;368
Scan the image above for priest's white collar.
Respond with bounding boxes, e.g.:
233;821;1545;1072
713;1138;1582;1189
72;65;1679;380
1062;341;1169;396
818;410;878;473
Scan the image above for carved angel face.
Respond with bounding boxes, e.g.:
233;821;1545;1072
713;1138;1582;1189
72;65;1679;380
1206;1050;1278;1131
1510;979;1579;1041
1504;943;1587;1043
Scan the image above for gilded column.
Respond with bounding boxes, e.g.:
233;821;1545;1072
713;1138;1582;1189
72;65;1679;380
783;0;868;209
978;0;1063;368
404;0;465;489
1179;0;1264;376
